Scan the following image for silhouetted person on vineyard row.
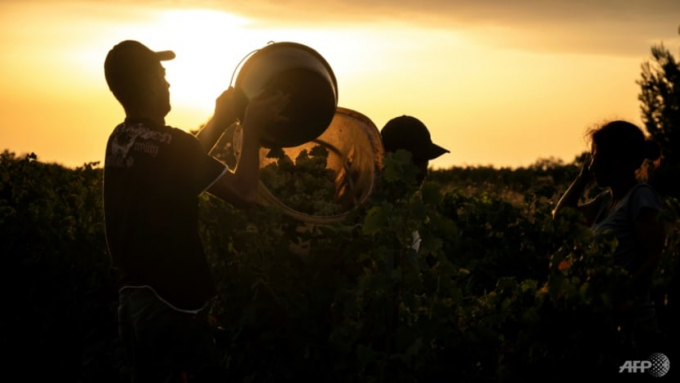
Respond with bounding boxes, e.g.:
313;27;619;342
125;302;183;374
553;120;666;353
380;115;450;251
103;39;289;382
380;115;450;187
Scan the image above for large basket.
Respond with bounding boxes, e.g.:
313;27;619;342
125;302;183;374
256;107;383;224
209;107;383;224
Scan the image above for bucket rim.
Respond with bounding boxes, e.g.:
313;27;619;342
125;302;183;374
231;41;338;100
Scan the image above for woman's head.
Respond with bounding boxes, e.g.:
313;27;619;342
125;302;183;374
587;120;661;186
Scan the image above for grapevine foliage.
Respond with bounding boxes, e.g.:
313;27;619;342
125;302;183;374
2;149;678;382
260;145;345;216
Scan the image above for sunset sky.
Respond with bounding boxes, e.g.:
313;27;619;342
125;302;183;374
1;0;679;169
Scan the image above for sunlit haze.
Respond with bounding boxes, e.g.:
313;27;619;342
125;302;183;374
1;0;679;169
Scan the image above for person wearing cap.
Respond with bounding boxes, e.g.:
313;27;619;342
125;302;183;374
380;115;450;186
380;115;449;252
103;40;289;382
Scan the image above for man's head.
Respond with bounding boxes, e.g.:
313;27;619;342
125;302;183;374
380;115;449;185
104;40;175;117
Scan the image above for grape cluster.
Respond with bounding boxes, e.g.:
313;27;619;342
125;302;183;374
260;145;345;216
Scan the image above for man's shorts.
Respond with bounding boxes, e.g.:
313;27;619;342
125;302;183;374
118;286;224;382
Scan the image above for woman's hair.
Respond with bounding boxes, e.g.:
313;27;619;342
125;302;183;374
587;120;661;181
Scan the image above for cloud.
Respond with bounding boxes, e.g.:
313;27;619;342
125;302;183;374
204;0;680;56
42;0;676;27
8;0;679;56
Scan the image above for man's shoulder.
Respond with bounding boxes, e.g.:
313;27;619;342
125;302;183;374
112;121;198;144
150;123;198;143
106;121;195;168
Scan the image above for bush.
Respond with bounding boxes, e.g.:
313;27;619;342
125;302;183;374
2;150;677;382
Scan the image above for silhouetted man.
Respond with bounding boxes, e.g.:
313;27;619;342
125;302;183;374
380;115;449;251
103;39;288;382
380;115;449;186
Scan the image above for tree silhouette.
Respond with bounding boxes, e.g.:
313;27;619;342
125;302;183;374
637;28;680;197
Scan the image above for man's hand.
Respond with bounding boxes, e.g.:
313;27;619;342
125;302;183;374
207;90;291;207
241;90;291;139
213;87;247;127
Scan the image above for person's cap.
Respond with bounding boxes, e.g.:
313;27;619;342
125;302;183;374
380;115;450;160
104;40;175;90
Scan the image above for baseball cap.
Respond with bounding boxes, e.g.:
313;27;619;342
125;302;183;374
104;40;175;91
380;115;450;160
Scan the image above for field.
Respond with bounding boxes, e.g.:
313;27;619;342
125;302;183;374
1;150;677;382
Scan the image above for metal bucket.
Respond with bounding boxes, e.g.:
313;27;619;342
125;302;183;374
232;41;338;148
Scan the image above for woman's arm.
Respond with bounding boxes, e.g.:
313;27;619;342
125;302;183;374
552;157;599;225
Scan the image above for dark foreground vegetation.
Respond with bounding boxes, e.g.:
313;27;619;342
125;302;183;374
2;32;679;383
1;150;677;382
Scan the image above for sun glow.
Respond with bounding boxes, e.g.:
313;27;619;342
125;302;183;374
1;1;668;170
142;12;410;131
149;10;254;119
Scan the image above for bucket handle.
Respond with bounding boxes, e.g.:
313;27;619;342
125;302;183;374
229;41;277;89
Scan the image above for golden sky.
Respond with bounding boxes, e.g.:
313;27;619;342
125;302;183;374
1;0;679;169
